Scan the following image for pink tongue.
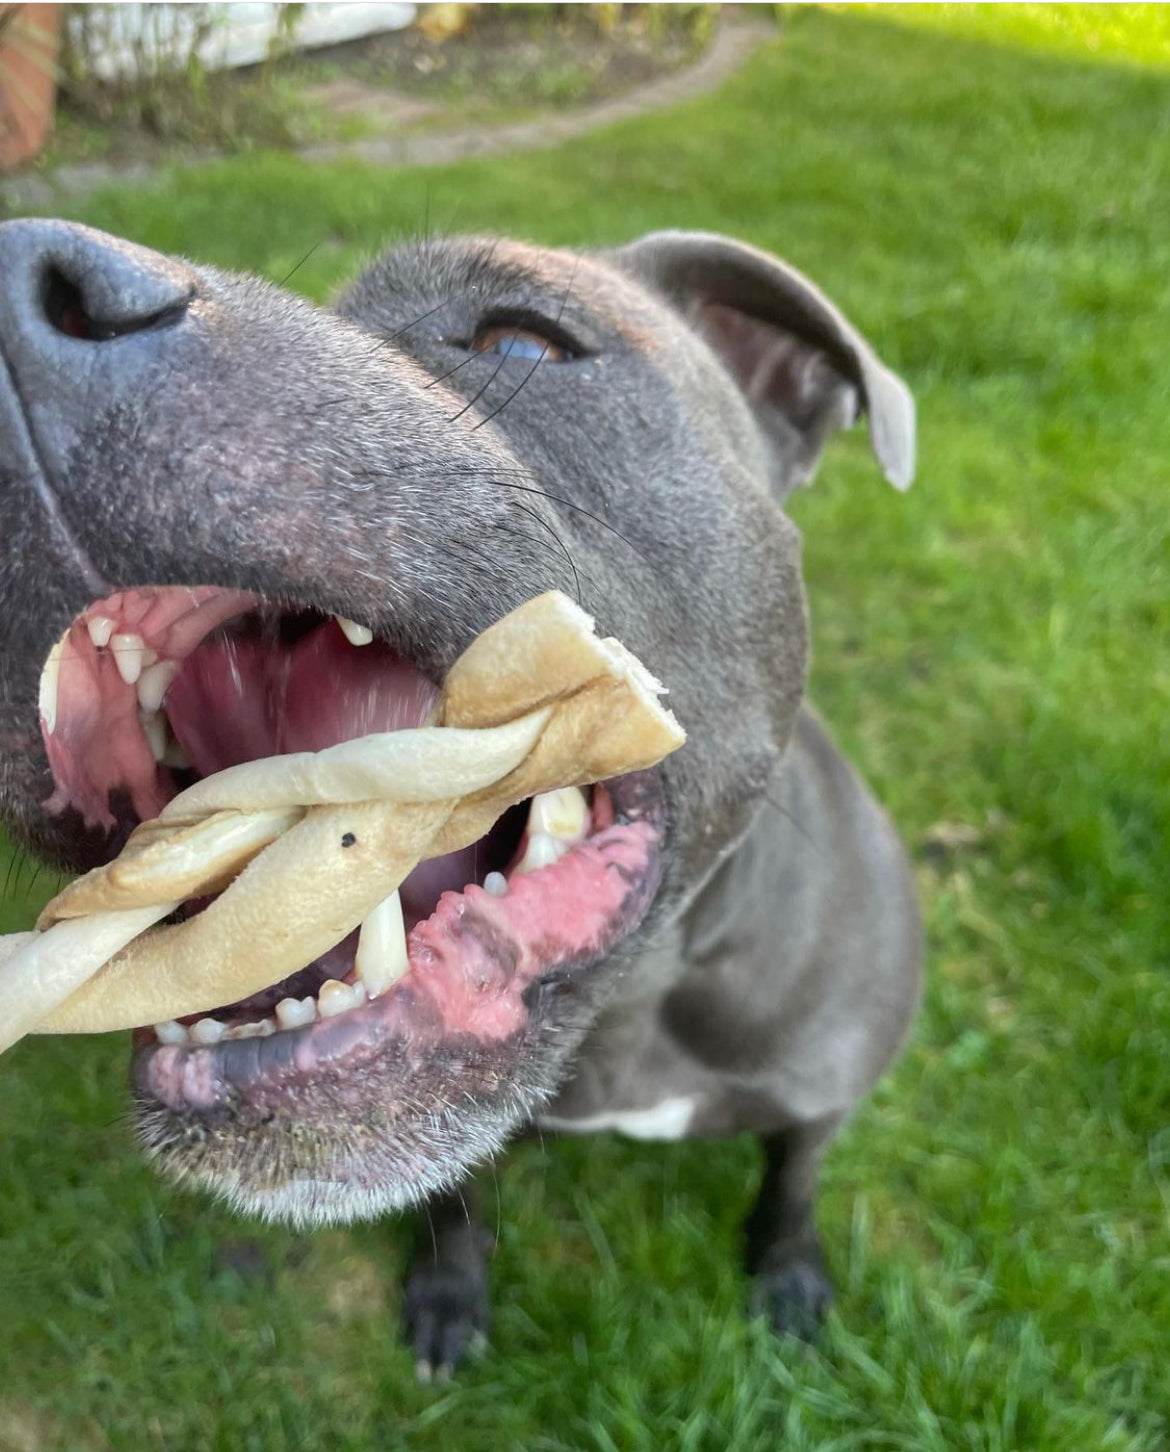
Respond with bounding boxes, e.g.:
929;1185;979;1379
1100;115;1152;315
166;623;469;918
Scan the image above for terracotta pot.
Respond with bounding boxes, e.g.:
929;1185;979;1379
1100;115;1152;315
0;3;60;170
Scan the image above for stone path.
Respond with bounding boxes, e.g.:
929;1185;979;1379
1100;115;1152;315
2;22;773;211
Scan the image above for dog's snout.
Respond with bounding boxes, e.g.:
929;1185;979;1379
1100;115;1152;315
0;218;196;365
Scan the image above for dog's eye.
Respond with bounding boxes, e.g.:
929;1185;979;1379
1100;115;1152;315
472;324;570;363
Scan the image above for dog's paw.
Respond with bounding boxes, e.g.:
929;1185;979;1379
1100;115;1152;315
403;1266;490;1382
749;1255;834;1342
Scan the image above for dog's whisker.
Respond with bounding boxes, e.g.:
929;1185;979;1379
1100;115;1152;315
447;330;521;425
763;792;820;852
469;340;550;433
422;354;478;391
275;241;323;290
496;504;583;605
470;260;580;435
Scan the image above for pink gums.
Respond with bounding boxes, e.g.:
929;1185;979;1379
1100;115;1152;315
43;588;258;827
142;819;656;1113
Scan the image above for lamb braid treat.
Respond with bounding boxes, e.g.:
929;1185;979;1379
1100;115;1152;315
0;593;684;1052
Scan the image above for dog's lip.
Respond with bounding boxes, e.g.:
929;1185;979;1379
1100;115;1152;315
129;771;667;1118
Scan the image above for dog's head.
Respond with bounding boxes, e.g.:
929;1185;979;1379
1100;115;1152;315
0;221;913;1223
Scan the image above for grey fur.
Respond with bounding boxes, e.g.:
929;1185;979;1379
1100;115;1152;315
0;220;921;1344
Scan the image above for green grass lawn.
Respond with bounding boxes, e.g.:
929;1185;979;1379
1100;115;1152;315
2;7;1168;1449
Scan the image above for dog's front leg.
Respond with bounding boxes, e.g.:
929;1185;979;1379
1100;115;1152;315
403;1182;490;1380
744;1116;841;1340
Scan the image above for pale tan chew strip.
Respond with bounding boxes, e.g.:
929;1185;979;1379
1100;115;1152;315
42;721;547;923
0;905;178;1055
148;713;553;819
0;810;301;1051
28;591;685;1035
37;800;451;1033
43;808;306;922
38;667;682;1033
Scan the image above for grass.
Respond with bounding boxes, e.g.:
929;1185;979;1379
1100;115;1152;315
1;6;1168;1448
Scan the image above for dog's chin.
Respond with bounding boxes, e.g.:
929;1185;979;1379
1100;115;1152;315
31;584;668;1227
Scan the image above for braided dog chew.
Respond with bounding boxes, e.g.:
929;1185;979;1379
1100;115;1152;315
4;592;683;1043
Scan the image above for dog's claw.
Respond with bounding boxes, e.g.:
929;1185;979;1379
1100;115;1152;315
404;1267;490;1381
749;1256;834;1342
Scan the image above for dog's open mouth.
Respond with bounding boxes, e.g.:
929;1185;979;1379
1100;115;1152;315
32;586;671;1130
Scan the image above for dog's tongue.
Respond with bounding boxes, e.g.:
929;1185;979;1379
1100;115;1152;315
165;625;469;920
166;623;440;773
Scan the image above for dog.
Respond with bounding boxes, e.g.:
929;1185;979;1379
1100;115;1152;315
0;219;921;1377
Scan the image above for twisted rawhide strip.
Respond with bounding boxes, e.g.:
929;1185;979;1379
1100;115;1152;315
0;592;684;1054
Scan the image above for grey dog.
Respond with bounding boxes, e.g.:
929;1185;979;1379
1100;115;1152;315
0;220;920;1375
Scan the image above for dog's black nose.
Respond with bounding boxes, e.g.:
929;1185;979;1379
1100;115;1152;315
0;220;200;497
0;218;195;357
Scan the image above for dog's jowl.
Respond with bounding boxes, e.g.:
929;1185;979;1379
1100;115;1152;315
0;220;921;1373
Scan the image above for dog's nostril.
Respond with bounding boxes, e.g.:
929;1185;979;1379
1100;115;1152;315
42;268;93;340
41;264;190;343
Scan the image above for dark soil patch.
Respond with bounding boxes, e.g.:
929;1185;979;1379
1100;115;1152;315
43;6;727;171
300;6;716;119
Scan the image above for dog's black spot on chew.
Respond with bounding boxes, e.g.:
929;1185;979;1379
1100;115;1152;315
341;832;356;848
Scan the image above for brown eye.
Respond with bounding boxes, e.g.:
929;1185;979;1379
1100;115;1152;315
472;325;568;363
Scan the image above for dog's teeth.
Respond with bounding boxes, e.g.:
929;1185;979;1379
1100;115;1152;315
232;1019;275;1039
355;890;409;997
336;616;373;647
153;1019;188;1045
38;636;65;735
191;1017;227;1045
276;996;317;1029
86;615;115;649
111;632;146;685
137;660;177;714
318;979;363;1018
483;871;509;898
514;831;567;875
141;711;169;764
528;786;589;843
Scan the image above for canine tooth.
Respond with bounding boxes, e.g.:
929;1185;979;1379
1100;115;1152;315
483;871;509;898
276;996;317;1029
336;616;373;647
137;660;178;714
191;1017;227;1044
141;711;169;764
38;637;65;734
86;615;115;649
514;831;567;875
355;890;410;997
318;979;362;1018
528;786;589;843
153;1020;188;1045
111;632;146;685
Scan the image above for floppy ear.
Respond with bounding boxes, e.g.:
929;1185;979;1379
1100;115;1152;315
612;230;915;494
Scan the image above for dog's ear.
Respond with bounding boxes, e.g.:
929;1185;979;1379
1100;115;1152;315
613;230;915;493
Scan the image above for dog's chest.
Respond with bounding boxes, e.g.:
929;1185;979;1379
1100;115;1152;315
535;1094;700;1142
535;940;716;1140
